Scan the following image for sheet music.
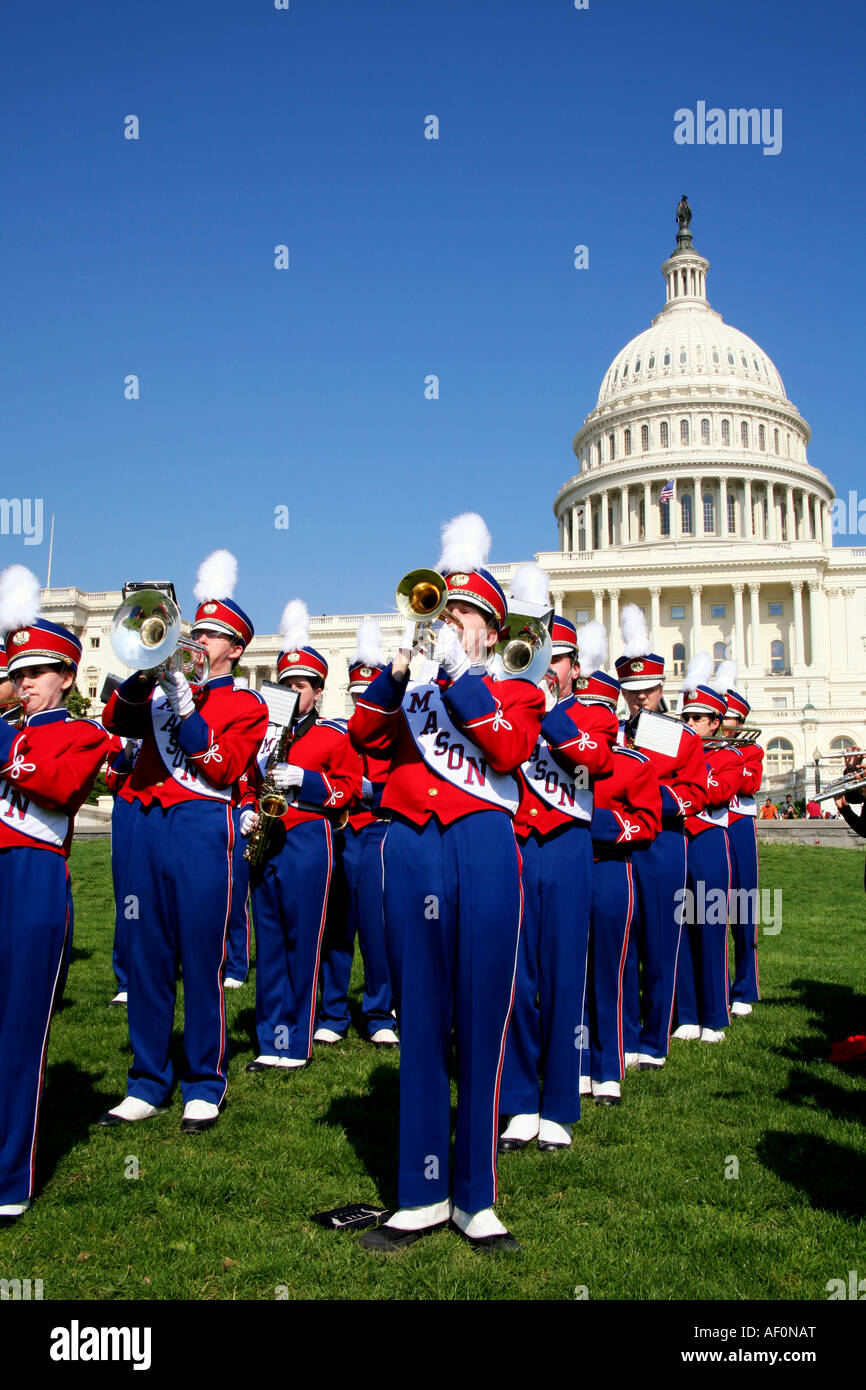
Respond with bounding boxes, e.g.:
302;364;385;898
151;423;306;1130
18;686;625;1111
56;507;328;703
258;681;300;729
634;709;682;759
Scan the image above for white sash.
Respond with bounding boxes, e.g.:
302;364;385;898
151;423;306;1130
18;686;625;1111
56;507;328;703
256;722;280;776
150;695;231;802
522;739;593;822
403;681;518;812
696;803;729;828
0;774;69;847
730;794;757;818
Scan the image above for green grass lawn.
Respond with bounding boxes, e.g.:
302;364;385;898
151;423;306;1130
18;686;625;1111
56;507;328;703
2;841;865;1301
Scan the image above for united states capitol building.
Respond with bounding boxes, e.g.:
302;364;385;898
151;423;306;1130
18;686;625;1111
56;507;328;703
43;208;865;800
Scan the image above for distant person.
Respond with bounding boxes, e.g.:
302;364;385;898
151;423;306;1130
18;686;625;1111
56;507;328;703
759;797;779;820
806;798;820;818
781;796;798;820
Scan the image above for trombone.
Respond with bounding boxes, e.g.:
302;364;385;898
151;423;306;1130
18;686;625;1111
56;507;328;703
702;724;762;751
110;587;210;683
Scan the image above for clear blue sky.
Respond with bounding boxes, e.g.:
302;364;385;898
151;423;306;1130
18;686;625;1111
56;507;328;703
2;0;864;630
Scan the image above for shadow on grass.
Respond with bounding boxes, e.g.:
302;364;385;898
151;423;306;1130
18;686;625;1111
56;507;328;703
764;977;866;1063
756;1131;866;1221
36;1060;109;1193
779;1067;866;1125
227;1006;258;1061
318;1064;400;1204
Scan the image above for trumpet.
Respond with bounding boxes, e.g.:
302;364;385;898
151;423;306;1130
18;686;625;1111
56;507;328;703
110;587;210;683
815;768;866;804
490;600;553;686
395;568;463;655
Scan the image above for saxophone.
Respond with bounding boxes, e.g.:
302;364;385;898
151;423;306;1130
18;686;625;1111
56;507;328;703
243;722;294;867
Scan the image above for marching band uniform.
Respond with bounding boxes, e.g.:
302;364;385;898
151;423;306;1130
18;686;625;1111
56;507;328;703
499;614;614;1149
0;596;110;1222
675;684;743;1040
104;735;141;1004
315;639;396;1046
99;562;267;1130
580;671;662;1103
350;524;544;1250
244;634;362;1068
724;688;764;1013
615;649;709;1066
223;679;254;989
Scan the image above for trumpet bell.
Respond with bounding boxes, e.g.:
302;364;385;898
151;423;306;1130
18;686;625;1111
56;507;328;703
396;569;450;624
490;609;553;686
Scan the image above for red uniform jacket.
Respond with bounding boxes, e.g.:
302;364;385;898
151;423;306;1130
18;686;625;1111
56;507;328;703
514;695;615;839
102;673;267;808
620;720;709;828
685;746;744;839
349;664;545;828
729;743;764;823
348;746;393;832
242;712;363;832
0;708;110;857
591;745;662;854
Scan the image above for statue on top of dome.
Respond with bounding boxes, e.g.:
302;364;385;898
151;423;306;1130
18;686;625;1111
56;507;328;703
676;194;692;228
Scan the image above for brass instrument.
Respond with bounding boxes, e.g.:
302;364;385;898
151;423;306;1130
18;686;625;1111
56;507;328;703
395;568;463;654
110;587;210;683
244;721;294;867
1;702;24;726
702;724;762;751
815;768;866;804
490;599;553;686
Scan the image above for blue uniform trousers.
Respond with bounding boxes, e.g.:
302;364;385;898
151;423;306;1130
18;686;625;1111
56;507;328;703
251;818;333;1061
499;824;591;1124
383;812;522;1214
125;800;234;1108
676;826;731;1031
623;827;688;1060
317;820;394;1038
728;816;760;1003
588;854;636;1084
0;847;72;1204
110;796;138;993
223;807;252;982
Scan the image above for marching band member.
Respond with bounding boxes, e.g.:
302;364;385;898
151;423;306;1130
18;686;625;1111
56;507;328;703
0;567;110;1225
98;551;267;1132
223;676;253;990
574;637;662;1106
315;621;397;1048
616;607;709;1068
242;601;362;1071
103;733;141;1005
350;514;545;1252
498;595;614;1154
674;657;743;1043
715;663;764;1017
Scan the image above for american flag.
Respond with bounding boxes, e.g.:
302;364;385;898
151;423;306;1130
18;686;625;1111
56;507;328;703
659;479;675;506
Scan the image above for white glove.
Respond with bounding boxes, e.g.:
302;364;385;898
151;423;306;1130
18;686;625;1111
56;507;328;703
271;762;305;790
158;670;195;719
399;620;418;657
432;623;470;681
239;810;259;837
361;776;374;805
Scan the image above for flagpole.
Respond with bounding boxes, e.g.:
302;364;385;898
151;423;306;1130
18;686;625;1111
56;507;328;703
46;513;55;589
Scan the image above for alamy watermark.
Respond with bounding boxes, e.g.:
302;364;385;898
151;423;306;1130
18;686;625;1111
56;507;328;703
831;490;866;536
674;103;782;157
676;883;782;935
0;497;43;546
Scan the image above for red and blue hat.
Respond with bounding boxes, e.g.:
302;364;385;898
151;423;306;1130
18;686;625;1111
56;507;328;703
575;669;621;705
681;684;727;718
278;646;329;684
5;618;82;676
551;616;578;655
443;567;507;628
191;597;254;649
724;689;751;720
615;652;666;690
348;658;385;694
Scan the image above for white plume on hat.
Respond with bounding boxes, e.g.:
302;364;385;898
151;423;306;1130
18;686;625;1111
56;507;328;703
438;513;492;574
713;658;738;693
509;563;550;608
194;549;238;603
0;565;42;631
620;603;651;658
576;620;608;673
677;651;714;713
280;599;310;650
354;619;383;666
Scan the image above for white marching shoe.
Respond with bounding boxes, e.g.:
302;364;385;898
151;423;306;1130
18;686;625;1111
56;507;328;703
624;1052;639;1068
498;1113;540;1151
637;1053;664;1070
109;991;127;1006
700;1027;726;1043
579;1074;592;1096
0;1199;31;1226
592;1079;622;1103
97;1096;163;1127
223;977;245;990
313;1027;344;1045
672;1024;701;1041
370;1028;399;1048
731;1002;753;1016
451;1205;520;1251
537;1118;572;1151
